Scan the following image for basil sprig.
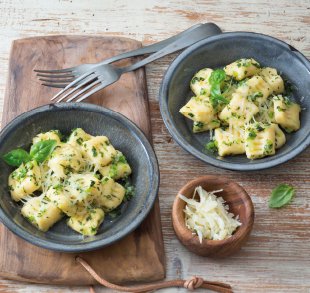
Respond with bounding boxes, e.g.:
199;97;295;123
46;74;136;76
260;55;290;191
30;140;57;163
3;139;57;167
209;69;229;109
269;184;295;208
3;149;31;167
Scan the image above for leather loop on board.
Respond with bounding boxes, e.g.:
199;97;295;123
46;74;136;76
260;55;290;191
76;256;233;293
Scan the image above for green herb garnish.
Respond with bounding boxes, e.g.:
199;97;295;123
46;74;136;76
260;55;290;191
30;140;57;163
247;130;257;140
247;91;263;102
3;139;56;167
91;146;98;157
208;69;229;110
3;149;31;167
205;140;218;153
269;184;295;208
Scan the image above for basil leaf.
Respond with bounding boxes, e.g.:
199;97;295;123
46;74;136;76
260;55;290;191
3;149;31;167
268;184;295;208
30;139;57;163
209;69;226;84
209;69;229;109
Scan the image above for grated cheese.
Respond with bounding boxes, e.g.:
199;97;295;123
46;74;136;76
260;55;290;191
179;186;241;243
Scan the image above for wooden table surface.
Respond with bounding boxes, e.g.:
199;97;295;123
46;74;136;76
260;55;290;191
0;0;309;292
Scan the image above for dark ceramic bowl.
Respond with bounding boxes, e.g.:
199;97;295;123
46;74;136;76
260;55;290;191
0;103;159;252
160;32;310;171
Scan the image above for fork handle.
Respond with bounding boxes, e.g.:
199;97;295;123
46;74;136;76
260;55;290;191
121;24;221;72
100;23;221;65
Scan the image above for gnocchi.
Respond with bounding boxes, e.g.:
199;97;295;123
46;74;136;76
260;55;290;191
180;58;302;160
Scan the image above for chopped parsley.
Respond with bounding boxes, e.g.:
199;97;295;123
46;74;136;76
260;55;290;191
205;140;218;153
191;76;204;84
91;146;98;157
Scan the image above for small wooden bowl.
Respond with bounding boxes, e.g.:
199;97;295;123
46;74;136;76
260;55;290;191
172;175;254;258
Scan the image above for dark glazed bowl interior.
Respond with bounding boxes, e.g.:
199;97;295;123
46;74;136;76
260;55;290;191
0;103;159;252
160;32;310;171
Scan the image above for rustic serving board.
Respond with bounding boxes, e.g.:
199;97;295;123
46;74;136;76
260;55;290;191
0;36;165;285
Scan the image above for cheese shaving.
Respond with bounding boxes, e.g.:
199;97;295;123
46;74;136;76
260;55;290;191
179;186;241;243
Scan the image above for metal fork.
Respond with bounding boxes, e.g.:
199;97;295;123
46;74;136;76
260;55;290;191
35;23;221;88
52;24;221;103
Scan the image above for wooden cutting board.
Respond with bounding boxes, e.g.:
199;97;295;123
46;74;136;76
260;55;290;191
0;35;165;285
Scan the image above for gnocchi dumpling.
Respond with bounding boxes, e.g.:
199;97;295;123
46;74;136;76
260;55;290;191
219;92;259;125
214;127;245;156
95;178;125;212
67;208;104;236
274;124;286;149
48;143;85;178
21;194;63;232
67;128;91;149
245;123;276;159
273;95;301;132
82;136;117;168
46;186;78;217
259;67;284;94
99;151;131;180
237;76;272;105
33;130;61;145
192;119;221;133
180;96;218;127
65;173;102;205
9;160;41;201
224;58;260;80
190;68;213;96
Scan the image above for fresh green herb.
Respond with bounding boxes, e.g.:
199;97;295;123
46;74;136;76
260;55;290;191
118;177;135;201
108;206;122;218
125;184;135;201
76;137;83;145
30;140;57;163
256;124;265;132
205;140;218;153
264;140;274;155
247;130;257;140
268;111;274;119
15;166;28;180
283;79;294;98
112;152;127;164
90;227;97;233
188;112;194;118
193;121;204;131
2;149;31;167
237;78;249;87
269;184;295;208
53;183;63;193
247;91;263;102
277;106;286;112
108;164;118;178
91;146;98;157
208;69;229;109
200;89;207;95
27;215;35;223
211;119;220;125
191;76;204;84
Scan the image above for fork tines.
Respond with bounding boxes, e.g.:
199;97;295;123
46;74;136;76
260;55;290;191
50;71;101;103
35;68;76;88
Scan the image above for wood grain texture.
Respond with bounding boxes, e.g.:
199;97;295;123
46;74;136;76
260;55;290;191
0;35;165;285
172;176;254;258
0;0;309;292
